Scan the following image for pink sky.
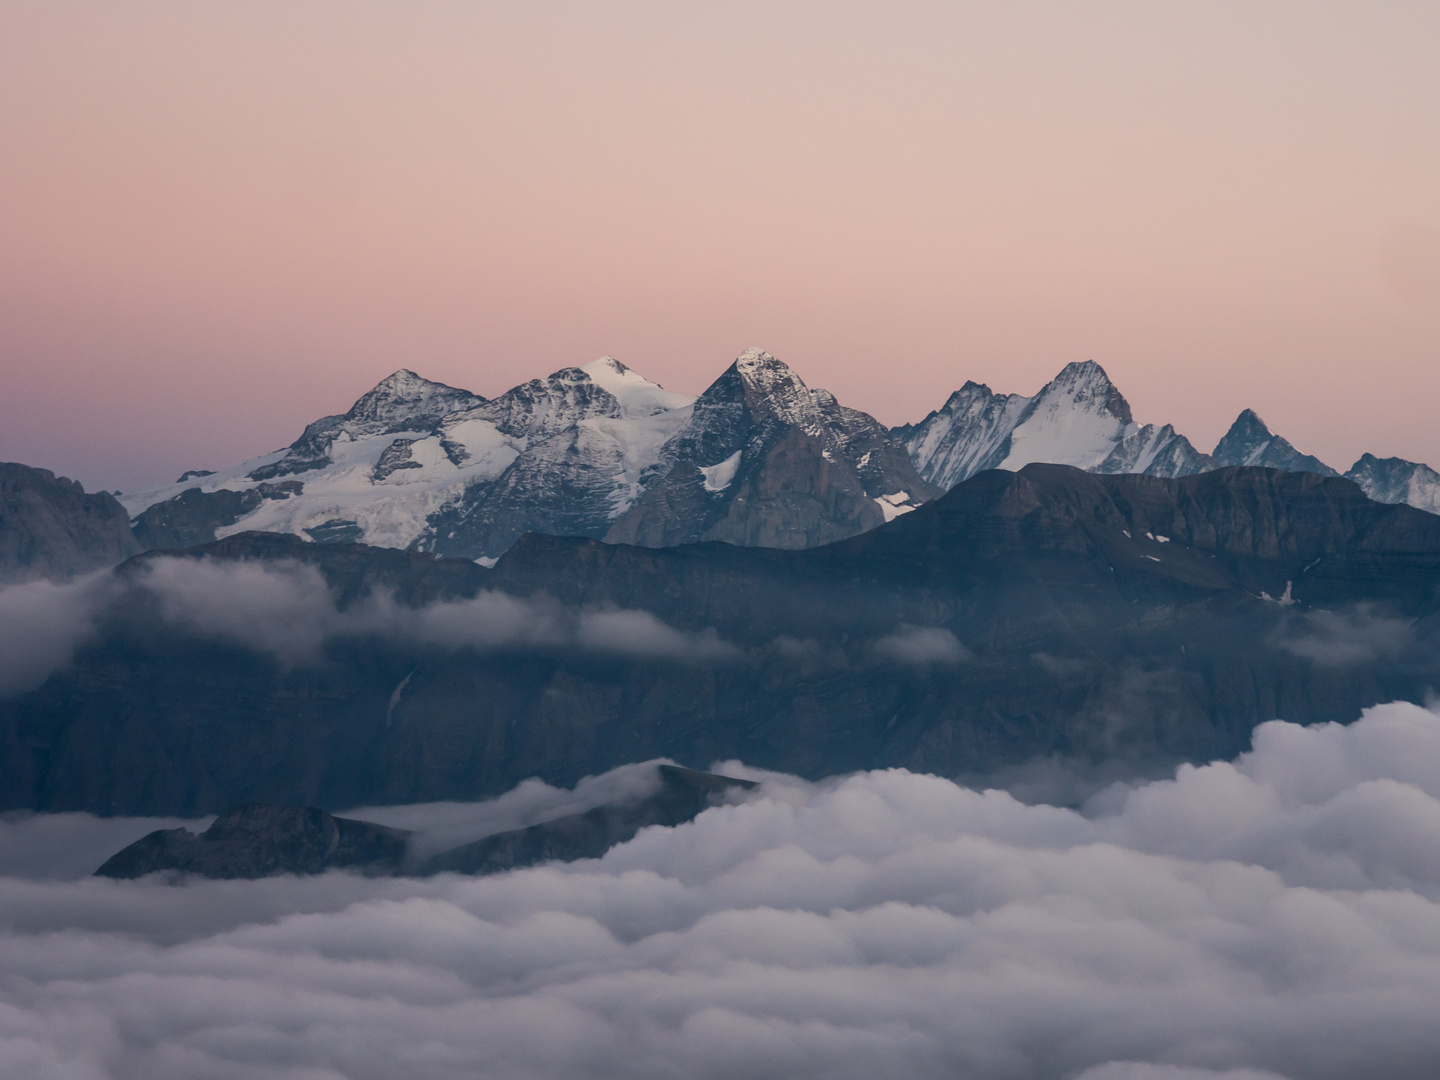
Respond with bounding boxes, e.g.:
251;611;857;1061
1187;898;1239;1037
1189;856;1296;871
1;1;1438;492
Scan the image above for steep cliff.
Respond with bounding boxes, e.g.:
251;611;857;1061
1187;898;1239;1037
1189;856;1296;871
0;462;139;583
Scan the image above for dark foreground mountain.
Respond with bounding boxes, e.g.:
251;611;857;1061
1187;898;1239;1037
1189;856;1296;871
6;463;1440;816
0;462;139;584
421;764;756;876
96;764;754;879
95;804;411;879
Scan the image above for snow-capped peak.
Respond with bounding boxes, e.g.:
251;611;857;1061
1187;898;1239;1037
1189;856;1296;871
1041;360;1134;424
345;369;483;428
579;356;696;417
717;348;831;432
901;359;1212;490
1212;409;1337;476
732;347;804;390
997;360;1136;472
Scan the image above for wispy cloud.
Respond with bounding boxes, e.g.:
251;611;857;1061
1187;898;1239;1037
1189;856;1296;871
872;624;971;666
0;556;739;695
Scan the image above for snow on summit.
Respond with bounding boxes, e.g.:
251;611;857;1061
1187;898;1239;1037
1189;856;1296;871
121;349;1440;562
124;358;703;560
580;357;695;417
997;360;1134;472
899;359;1212;490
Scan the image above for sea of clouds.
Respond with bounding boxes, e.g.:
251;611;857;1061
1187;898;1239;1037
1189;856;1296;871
3;701;1440;1079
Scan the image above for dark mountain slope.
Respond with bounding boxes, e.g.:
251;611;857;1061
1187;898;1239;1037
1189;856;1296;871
0;462;139;583
4;465;1440;816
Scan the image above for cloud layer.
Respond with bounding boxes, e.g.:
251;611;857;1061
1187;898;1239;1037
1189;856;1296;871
0;557;737;695
3;702;1440;1078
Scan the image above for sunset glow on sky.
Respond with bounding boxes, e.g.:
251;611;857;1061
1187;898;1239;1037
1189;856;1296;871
1;2;1438;491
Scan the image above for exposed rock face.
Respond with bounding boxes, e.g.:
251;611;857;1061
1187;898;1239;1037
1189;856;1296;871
0;462;139;583
1210;409;1339;476
121;358;693;559
896;361;1212;492
119;351;932;561
605;349;938;548
249;369;485;481
130;481;303;550
418;359;694;558
1344;453;1440;515
10;466;1440;817
421;765;756;875
95;804;410;879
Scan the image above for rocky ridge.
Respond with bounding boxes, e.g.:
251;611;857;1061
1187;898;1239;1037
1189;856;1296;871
22;351;1429;584
95;765;755;879
123;350;931;561
0;462;139;584
900;363;1440;515
896;360;1213;491
604;348;937;548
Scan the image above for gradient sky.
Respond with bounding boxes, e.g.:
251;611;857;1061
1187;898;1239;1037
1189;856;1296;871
1;1;1437;492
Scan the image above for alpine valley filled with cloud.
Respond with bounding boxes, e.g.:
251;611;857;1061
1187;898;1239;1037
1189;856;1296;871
5;348;1440;1078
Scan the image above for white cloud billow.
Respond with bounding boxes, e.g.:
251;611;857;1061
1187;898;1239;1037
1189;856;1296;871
3;702;1440;1077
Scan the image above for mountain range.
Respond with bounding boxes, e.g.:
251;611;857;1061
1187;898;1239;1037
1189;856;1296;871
120;348;936;566
0;350;1379;575
894;359;1440;514
7;462;1440;816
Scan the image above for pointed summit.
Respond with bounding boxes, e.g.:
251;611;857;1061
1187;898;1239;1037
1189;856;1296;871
248;370;485;481
728;347;809;395
997;360;1136;472
579;356;694;417
1212;410;1337;476
1045;361;1134;424
605;347;937;549
1211;409;1271;461
702;348;823;432
344;370;484;429
902;359;1209;490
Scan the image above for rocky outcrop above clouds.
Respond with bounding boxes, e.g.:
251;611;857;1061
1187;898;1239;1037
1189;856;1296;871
95;803;410;879
94;764;754;880
604;349;937;549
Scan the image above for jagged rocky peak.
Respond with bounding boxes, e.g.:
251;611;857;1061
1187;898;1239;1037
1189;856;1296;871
996;360;1136;472
1345;453;1440;515
1211;409;1272;463
1044;360;1134;423
603;347;938;550
707;347;823;426
1211;409;1338;476
343;369;485;434
249;369;486;480
902;359;1212;492
474;363;628;439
